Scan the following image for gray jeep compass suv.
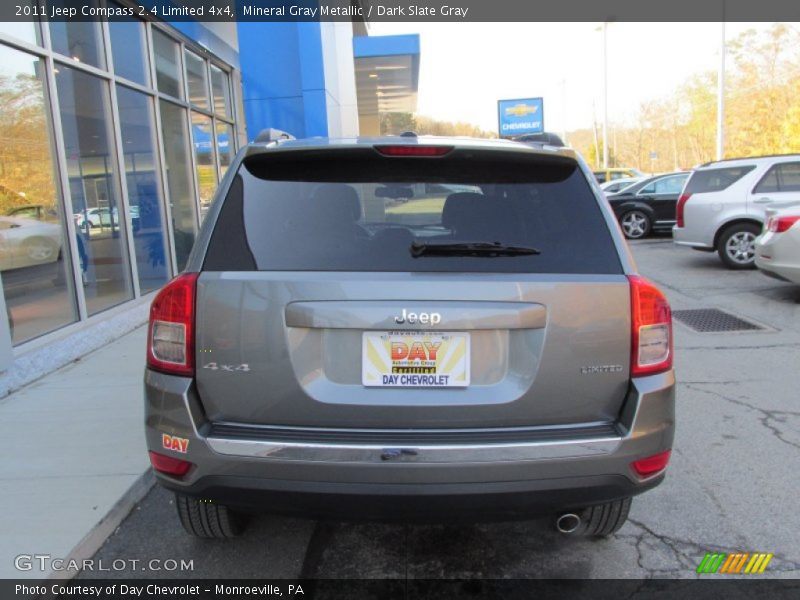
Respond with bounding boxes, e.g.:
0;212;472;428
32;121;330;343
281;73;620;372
145;134;675;539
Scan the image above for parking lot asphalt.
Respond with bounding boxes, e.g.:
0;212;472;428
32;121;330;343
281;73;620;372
84;237;800;579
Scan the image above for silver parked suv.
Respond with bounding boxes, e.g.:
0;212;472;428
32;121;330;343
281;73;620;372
145;133;675;539
673;154;800;269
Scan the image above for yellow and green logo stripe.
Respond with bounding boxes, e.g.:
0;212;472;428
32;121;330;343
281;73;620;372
697;552;773;574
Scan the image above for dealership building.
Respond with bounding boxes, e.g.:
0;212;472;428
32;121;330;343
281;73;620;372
0;9;419;388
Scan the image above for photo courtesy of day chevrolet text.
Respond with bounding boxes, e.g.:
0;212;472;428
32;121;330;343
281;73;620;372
15;583;303;598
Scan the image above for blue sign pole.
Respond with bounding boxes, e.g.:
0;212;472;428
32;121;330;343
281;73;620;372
497;97;544;138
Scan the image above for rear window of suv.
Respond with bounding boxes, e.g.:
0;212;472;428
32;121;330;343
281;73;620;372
685;165;755;194
203;148;622;274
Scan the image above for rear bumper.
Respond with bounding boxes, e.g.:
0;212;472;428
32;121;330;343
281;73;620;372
755;257;797;283
672;226;712;249
144;370;675;519
160;473;663;521
755;235;800;285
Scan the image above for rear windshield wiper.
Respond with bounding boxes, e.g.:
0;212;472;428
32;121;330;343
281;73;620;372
410;241;541;258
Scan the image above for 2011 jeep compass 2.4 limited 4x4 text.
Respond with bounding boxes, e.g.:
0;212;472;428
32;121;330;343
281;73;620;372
145;134;675;539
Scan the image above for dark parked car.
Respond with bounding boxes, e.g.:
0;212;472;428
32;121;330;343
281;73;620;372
607;172;690;239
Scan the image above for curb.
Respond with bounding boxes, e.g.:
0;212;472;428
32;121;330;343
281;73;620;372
47;469;155;581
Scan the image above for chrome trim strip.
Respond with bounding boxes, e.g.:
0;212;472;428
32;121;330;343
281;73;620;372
205;435;622;464
285;301;547;330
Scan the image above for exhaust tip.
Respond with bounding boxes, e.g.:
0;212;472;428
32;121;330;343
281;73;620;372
556;513;581;534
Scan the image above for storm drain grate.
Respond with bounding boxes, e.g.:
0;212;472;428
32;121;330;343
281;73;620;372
672;309;766;333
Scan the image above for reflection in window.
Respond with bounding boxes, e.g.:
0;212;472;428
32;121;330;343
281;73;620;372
210;65;231;117
159;101;196;270
152;29;182;99
49;2;105;68
55;66;132;315
108;6;149;86
116;86;169;293
184;50;210;110
216;121;234;179
191;112;217;220
0;46;77;344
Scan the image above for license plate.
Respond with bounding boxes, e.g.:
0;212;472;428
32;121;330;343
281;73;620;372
362;331;470;387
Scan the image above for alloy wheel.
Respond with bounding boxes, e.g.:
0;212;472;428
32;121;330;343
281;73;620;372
725;231;756;265
621;211;649;239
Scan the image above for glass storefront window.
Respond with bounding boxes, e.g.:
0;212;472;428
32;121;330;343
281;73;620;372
116;86;169;293
152;29;182;99
210;65;231;118
0;21;239;344
0;45;77;344
191;112;217;221
55;65;132;315
184;50;210;111
108;5;149;86
49;2;105;68
159;100;196;270
216;121;234;179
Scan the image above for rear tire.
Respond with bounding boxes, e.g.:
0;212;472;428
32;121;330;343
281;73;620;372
175;493;246;539
717;223;760;269
582;497;632;537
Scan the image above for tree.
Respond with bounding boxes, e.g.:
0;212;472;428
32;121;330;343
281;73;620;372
379;112;497;138
566;24;800;170
379;112;417;135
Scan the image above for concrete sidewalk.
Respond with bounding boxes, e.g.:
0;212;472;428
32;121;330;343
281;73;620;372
0;326;152;579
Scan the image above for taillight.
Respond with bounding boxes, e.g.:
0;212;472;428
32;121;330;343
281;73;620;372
631;449;672;479
628;275;672;377
374;145;453;157
148;451;193;477
676;193;691;228
147;272;199;376
767;215;800;233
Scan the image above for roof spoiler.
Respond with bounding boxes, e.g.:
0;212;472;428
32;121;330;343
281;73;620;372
512;132;566;147
255;128;295;144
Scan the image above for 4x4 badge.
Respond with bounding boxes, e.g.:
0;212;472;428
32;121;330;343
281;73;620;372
202;363;251;372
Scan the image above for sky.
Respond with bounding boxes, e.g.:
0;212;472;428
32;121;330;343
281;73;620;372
368;22;779;134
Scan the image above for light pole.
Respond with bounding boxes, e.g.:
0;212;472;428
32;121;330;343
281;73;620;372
560;78;567;144
716;21;726;161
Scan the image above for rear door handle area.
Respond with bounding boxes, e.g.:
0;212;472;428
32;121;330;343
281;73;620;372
285;301;547;330
753;197;772;204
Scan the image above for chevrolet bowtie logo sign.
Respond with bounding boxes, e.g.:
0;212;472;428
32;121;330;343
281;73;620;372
505;103;538;118
498;97;544;136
